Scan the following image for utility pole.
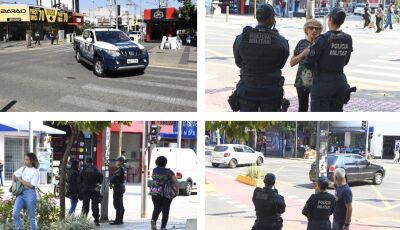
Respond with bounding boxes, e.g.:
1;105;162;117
178;121;182;148
101;127;111;221
115;0;119;29
315;121;321;182
92;0;95;24
29;121;33;153
365;121;369;157
140;121;149;218
295;121;298;158
306;0;315;19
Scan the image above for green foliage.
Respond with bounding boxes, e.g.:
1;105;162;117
246;165;265;179
0;190;60;230
177;0;197;33
51;214;95;230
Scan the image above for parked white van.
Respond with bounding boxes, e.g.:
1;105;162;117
148;147;198;196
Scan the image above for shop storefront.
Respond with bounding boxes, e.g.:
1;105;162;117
0;5;30;41
143;8;178;41
0;3;79;42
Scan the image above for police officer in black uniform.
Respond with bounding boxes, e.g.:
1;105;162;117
109;156;126;225
304;7;353;112
78;157;103;226
252;173;286;230
233;4;289;112
302;176;337;230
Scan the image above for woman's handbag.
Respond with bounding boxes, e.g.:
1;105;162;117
9;167;26;196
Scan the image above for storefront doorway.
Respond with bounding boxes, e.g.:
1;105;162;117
382;136;400;159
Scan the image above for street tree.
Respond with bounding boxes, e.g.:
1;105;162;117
177;0;197;34
53;121;131;220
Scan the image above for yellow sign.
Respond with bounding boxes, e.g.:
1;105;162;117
30;7;45;22
56;11;68;23
44;8;58;23
0;5;30;22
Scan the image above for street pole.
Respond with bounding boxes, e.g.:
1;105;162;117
118;123;123;156
365;121;369;158
115;0;119;30
29;121;33;152
216;129;220;145
92;0;95;24
178;121;182;148
254;0;257;19
295;121;298;158
101;127;111;221
140;121;149;218
316;121;321;180
226;6;229;22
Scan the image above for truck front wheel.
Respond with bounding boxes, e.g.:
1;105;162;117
75;49;82;63
93;57;107;77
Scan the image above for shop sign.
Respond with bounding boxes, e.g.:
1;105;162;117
44;8;58;23
30;7;45;22
152;9;166;20
0;5;30;22
56;10;68;23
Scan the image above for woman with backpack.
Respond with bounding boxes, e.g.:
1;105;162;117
12;153;40;230
149;156;179;230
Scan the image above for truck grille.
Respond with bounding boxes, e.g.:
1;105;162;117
120;50;141;56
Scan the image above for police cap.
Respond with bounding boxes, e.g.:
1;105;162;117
264;173;276;186
256;4;275;22
316;176;329;190
328;7;346;26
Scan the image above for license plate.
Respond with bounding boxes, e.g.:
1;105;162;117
127;59;138;64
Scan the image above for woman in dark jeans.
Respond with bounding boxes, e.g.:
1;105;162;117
150;156;179;230
67;159;80;215
290;19;323;112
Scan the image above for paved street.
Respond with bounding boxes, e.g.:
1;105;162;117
0;43;197;112
205;14;400;112
205;158;400;229
1;183;197;229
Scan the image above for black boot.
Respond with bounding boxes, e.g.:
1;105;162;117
94;220;100;226
109;220;121;225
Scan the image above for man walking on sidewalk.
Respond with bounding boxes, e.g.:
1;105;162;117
109;156;126;225
79;157;103;226
333;168;353;230
34;31;40;46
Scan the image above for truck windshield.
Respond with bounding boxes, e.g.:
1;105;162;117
95;31;130;43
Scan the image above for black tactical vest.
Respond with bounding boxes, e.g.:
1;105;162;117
317;31;352;74
81;165;102;190
111;166;126;187
308;192;336;221
238;26;287;84
253;187;281;220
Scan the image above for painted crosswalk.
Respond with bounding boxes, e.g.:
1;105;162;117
346;50;400;88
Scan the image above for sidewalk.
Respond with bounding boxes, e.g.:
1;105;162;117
1;183;197;230
147;44;197;71
0;40;70;52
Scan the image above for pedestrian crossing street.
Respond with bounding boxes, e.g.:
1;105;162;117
0;45;197;112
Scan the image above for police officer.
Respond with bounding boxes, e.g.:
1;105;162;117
302;176;336;230
233;4;289;112
252;173;286;230
109;156;126;225
78;157;103;226
304;7;353;112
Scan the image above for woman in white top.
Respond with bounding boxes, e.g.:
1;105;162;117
12;153;40;230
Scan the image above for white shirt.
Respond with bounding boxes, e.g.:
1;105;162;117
14;167;40;187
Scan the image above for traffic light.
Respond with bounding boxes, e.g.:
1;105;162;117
117;4;121;16
117;17;122;26
150;125;161;144
361;121;367;130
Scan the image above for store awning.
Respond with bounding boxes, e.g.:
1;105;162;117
0;122;66;135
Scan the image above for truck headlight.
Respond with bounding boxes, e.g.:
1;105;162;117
104;49;120;57
140;48;147;55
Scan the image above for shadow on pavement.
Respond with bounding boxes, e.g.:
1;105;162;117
1;100;17;112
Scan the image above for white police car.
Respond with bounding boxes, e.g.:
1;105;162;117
74;28;149;77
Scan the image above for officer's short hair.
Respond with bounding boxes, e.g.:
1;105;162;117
264;173;276;186
317;176;329;190
329;7;346;26
256;4;275;23
303;19;323;35
86;157;93;164
334;168;346;179
155;156;167;167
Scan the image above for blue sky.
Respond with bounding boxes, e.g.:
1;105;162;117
6;0;190;10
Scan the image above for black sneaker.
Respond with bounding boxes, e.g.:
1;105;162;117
109;220;121;225
94;221;100;226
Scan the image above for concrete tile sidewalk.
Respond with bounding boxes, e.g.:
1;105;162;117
98;219;187;229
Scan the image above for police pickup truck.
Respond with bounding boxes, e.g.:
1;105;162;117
74;28;149;77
